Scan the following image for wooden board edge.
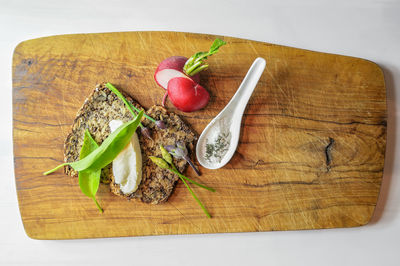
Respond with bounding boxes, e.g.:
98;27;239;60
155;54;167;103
366;59;388;224
11;30;388;69
26;222;375;240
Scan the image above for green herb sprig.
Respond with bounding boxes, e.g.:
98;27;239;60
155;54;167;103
160;146;212;191
44;110;144;175
150;145;215;218
105;83;166;129
79;130;103;212
183;38;226;76
165;142;201;176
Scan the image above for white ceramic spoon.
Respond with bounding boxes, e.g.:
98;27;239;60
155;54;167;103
196;57;266;169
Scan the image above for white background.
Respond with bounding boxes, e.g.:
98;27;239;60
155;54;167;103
1;0;399;265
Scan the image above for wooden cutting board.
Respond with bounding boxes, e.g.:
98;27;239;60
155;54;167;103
12;31;386;239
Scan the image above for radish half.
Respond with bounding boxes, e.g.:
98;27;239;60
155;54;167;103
154;56;200;90
167;77;210;112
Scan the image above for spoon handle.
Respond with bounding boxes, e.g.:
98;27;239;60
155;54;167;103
227;57;266;115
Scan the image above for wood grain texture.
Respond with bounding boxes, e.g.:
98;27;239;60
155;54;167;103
12;31;386;239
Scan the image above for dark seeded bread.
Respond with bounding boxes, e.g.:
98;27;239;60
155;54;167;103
64;83;197;204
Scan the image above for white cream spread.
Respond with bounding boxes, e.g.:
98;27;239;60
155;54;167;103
109;120;142;194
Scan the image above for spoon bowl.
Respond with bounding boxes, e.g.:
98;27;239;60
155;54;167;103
196;57;266;169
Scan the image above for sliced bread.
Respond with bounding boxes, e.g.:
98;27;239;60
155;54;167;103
64;83;197;204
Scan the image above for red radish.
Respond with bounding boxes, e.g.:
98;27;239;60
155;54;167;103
167;77;210;112
154;56;200;89
154;39;226;112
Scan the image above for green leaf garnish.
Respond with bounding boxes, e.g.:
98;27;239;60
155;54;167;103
183;38;226;76
179;174;211;218
149;156;170;170
160;145;173;164
79;130;103;213
105;82;156;123
170;165;215;192
150;146;215;218
44;110;144;175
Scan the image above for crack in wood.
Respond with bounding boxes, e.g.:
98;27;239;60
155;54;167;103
325;137;335;172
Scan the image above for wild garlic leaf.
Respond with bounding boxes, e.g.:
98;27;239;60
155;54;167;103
44;110;144;175
78;130;103;212
69;111;143;171
105;82;136;117
80;129;99;159
105;82;157;123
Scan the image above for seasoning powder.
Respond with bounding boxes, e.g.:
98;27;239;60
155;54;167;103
204;118;232;164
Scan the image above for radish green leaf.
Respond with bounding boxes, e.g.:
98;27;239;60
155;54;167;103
183;38;226;76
